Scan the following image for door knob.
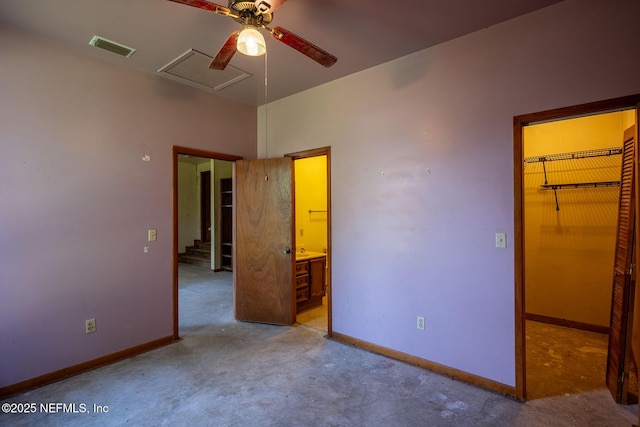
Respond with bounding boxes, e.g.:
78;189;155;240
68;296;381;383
283;247;292;254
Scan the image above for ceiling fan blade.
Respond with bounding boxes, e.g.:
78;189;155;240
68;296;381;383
209;31;240;70
269;26;337;68
168;0;233;16
254;0;287;15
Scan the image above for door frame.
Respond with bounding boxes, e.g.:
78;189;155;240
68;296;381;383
285;146;333;336
172;146;243;340
513;94;640;401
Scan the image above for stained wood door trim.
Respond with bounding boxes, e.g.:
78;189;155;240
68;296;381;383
513;95;640;401
172;146;243;340
634;117;640;402
285;146;332;336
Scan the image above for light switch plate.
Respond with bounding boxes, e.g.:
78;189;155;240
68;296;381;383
85;318;96;334
148;229;157;242
496;232;507;248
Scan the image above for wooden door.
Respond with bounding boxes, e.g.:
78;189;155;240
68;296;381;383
234;158;295;325
606;125;637;403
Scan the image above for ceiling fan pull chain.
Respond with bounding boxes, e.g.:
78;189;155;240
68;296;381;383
264;50;269;159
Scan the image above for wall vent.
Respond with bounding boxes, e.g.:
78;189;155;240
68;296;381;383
89;36;136;58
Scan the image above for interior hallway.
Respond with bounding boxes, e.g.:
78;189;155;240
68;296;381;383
1;264;637;426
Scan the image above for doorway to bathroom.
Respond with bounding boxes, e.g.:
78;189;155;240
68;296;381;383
287;147;332;334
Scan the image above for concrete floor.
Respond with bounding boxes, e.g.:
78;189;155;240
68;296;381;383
526;320;612;400
1;264;637;426
296;297;328;332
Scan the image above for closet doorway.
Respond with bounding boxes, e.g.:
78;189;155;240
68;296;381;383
514;95;640;401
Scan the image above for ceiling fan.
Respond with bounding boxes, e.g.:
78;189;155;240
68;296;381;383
169;0;338;70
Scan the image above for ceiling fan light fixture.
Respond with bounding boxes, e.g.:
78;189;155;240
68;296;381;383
237;26;266;57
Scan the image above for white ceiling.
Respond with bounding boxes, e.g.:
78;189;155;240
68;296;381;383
0;0;563;107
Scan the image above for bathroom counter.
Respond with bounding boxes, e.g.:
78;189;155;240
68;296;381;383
295;251;326;261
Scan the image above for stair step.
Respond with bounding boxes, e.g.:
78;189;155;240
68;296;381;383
186;247;211;257
193;241;211;249
179;240;212;268
178;254;211;268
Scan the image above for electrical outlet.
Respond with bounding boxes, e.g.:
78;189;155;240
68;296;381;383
85;318;96;334
495;232;507;248
417;316;425;331
144;246;149;253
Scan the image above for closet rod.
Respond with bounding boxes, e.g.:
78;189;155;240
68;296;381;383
524;147;622;163
540;181;620;190
308;210;327;214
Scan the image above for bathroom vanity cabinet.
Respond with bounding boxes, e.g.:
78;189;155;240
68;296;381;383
295;254;326;313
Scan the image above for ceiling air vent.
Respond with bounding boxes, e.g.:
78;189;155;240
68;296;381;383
89;36;136;58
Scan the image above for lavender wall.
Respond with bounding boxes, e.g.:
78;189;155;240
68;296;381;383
0;26;256;388
259;0;640;387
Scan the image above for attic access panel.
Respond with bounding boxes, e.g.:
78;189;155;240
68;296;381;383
158;49;252;91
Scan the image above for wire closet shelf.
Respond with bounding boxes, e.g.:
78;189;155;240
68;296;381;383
524;146;623;210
